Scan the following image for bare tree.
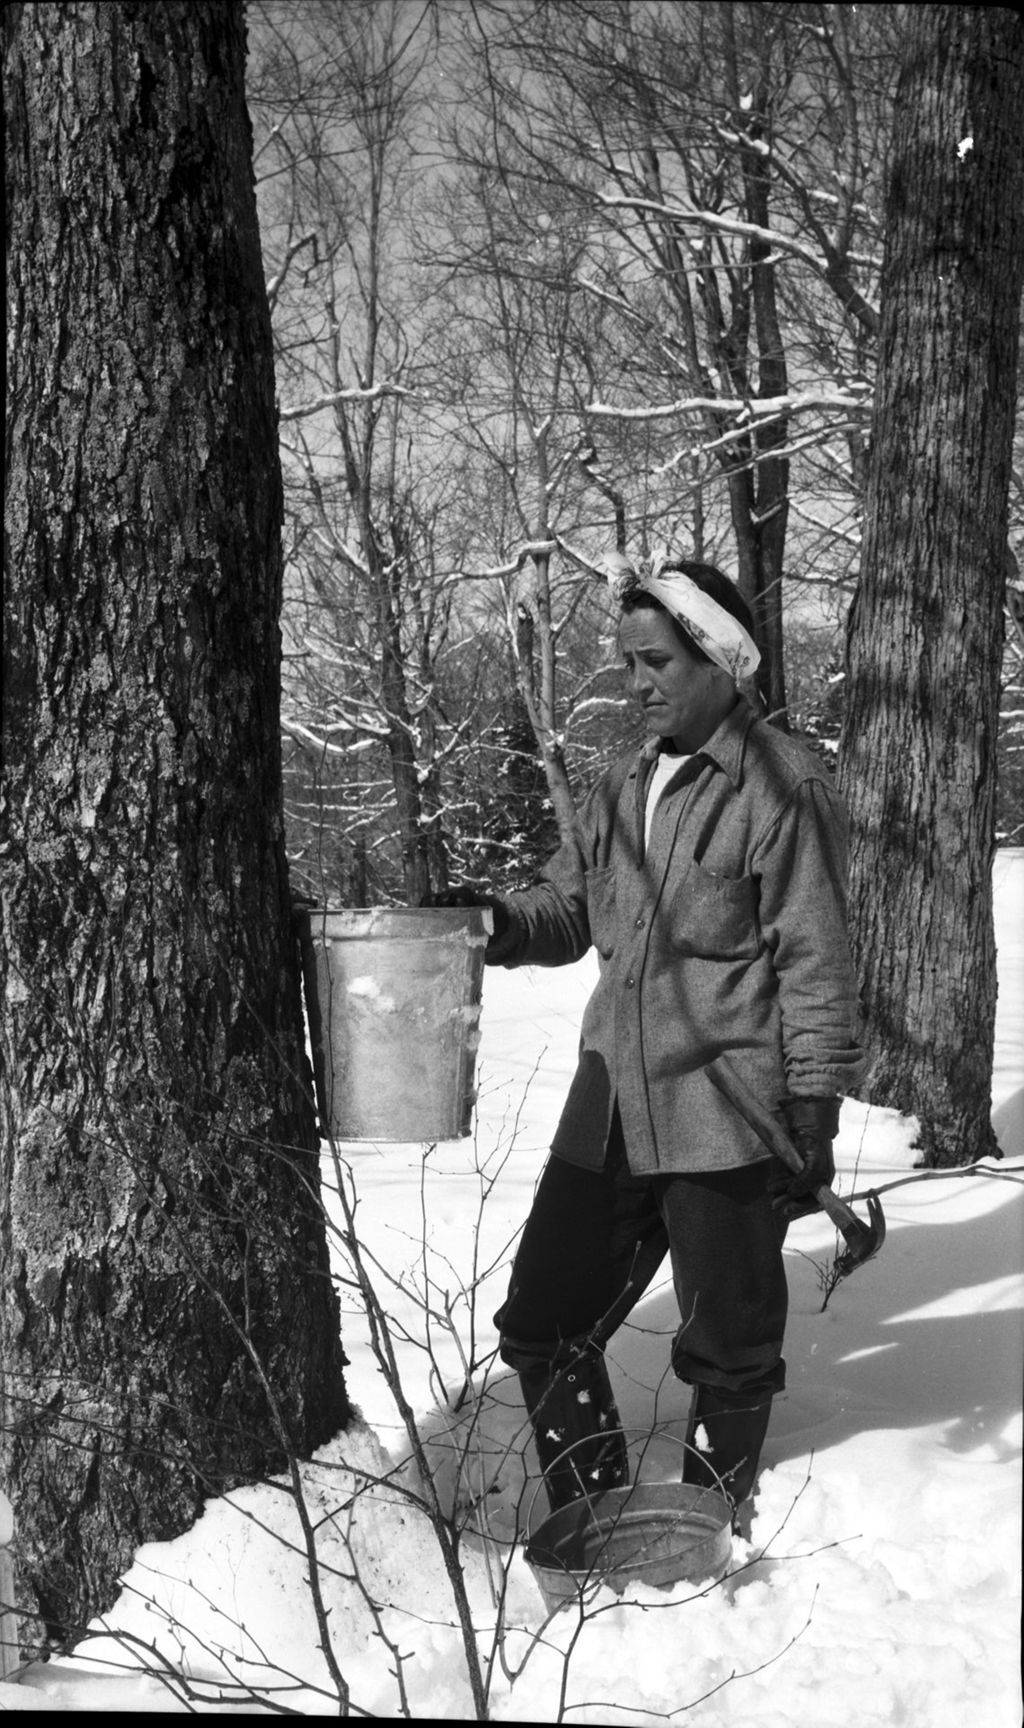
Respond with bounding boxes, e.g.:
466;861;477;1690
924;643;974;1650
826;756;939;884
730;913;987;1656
250;0;464;904
249;2;907;884
428;141;619;843
446;0;897;725
836;4;1024;1166
2;0;350;1648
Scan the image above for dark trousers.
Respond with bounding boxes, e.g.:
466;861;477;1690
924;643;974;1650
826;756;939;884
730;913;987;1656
497;1109;789;1399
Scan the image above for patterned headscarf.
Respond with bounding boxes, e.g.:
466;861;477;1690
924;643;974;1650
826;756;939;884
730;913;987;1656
603;547;760;683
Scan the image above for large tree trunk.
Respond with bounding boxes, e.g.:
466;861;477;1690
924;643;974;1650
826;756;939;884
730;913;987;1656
836;6;1024;1166
1;0;351;1649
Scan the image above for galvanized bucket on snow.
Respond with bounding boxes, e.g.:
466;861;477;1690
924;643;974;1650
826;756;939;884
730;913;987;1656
523;1433;734;1613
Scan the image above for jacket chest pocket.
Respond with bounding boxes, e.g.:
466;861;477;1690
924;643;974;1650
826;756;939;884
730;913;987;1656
670;861;760;959
585;866;618;958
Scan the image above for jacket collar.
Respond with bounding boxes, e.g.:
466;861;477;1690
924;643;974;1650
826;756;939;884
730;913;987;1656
634;698;755;789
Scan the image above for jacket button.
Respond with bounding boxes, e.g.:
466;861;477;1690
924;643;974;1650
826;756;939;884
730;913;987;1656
625;975;635;988
634;916;645;928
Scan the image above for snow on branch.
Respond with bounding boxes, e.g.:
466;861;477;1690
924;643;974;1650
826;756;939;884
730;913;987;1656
565;694;631;724
265;232;319;310
281;718;385;756
597;190;827;271
279;382;417;422
709;131;883;271
586;385;872;425
440;540;557;585
654;417;869;476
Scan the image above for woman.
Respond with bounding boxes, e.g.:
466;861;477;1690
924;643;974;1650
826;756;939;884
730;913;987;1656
443;550;864;1517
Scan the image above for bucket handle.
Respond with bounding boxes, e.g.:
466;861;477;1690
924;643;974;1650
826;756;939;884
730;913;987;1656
524;1424;731;1535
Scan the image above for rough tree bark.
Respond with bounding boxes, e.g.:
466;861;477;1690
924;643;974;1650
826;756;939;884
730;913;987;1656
1;0;351;1648
836;6;1024;1166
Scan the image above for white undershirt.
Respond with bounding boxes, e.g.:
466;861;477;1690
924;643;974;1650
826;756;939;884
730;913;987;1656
644;750;691;848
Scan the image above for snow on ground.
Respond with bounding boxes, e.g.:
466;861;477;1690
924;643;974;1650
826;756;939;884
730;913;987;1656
4;852;1022;1722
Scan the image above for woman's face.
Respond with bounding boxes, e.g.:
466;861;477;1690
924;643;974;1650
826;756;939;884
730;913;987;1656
620;605;734;754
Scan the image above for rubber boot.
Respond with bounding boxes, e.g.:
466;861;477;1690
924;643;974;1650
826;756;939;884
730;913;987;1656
517;1348;630;1514
681;1384;773;1513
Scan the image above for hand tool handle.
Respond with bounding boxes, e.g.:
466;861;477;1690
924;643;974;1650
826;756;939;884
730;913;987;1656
706;1057;860;1233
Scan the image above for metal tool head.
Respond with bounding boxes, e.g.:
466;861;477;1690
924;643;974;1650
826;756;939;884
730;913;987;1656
833;1189;886;1279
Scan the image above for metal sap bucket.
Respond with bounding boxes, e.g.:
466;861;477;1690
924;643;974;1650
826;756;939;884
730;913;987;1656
525;1481;733;1611
299;906;492;1142
523;1434;734;1612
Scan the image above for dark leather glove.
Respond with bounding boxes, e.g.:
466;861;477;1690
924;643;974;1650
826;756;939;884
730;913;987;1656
421;883;510;946
767;1097;840;1219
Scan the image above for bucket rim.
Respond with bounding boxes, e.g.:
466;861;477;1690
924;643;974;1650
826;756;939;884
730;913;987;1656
525;1478;733;1556
300;904;494;935
302;903;489;915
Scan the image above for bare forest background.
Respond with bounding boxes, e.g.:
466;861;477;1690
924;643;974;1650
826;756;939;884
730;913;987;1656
3;0;1023;1661
247;0;1024;912
1;0;1022;1658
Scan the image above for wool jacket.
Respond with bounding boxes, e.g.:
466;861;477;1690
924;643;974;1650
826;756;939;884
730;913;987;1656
487;700;865;1175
